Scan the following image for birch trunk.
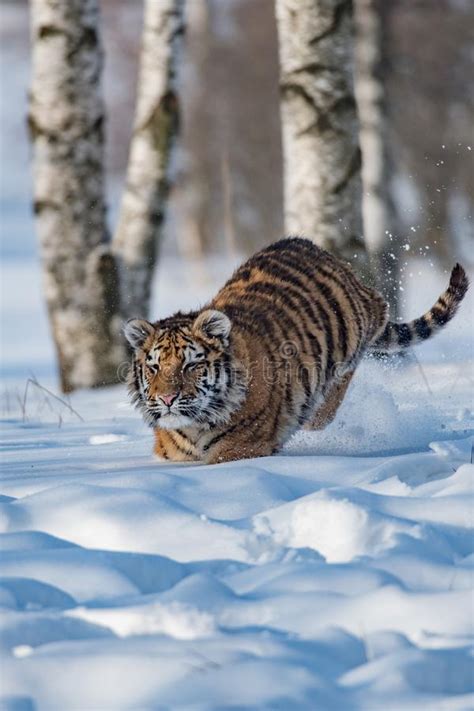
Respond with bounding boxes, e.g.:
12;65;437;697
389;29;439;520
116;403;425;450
29;0;124;393
354;0;400;314
275;0;370;280
113;0;184;321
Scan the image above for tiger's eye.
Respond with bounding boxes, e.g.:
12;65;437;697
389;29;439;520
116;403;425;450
146;356;158;373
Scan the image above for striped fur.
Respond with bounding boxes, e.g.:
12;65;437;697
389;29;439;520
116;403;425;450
370;263;469;352
124;237;468;463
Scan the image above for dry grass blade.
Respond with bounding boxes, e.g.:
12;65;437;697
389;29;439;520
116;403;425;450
24;377;84;422
412;352;434;397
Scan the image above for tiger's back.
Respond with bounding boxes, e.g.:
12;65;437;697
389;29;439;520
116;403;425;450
213;237;388;387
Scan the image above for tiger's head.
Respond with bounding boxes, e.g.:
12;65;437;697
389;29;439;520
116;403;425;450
124;309;247;430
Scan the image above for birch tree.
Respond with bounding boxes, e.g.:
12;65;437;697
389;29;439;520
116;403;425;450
354;0;400;314
29;0;122;393
275;0;370;281
113;0;184;321
29;0;184;392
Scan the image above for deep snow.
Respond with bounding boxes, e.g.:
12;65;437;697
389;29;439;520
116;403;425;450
1;256;473;710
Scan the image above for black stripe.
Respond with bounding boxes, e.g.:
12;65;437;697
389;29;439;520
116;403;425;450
268;396;283;442
241;239;367;347
430;306;449;326
132;359;140;394
218;303;268;337
243;281;322;367
168;431;193;456
269;254;337;377
176;428;196;446
375;322;390;348
203;404;269;452
224;296;296;363
235;291;313;400
269;248;351;358
156;439;169;460
157;312;198;330
312;261;367;344
253;256;327;334
274;241;362;325
299;366;313;421
394;323;412;347
238;258;324;331
284;379;294;417
316;280;349;358
220;353;231;388
261;236;318;257
414;317;431;340
222;303;279;369
249;253;335;377
248;260;330;378
258;254;334;353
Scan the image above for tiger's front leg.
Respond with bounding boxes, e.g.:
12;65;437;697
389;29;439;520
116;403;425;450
203;432;276;464
154;428;200;462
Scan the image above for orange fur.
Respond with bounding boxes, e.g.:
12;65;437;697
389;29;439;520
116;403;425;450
125;238;468;463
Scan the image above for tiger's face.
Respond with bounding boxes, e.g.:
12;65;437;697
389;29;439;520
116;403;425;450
124;309;246;430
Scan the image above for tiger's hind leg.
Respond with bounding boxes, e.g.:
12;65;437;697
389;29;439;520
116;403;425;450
304;370;355;431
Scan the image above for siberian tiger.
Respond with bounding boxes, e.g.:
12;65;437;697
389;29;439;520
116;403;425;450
125;237;468;464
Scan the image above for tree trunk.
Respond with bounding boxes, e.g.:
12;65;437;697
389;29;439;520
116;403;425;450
113;0;184;321
29;0;185;392
29;0;124;392
354;0;400;315
275;0;370;281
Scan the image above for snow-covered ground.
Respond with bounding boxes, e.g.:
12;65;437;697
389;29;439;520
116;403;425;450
1;255;473;710
2;3;473;706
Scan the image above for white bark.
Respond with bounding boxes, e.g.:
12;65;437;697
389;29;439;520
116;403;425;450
275;0;370;278
29;0;124;392
113;0;185;321
354;0;400;313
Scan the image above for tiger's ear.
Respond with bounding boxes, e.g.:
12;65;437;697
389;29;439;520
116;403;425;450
123;318;155;350
193;309;231;345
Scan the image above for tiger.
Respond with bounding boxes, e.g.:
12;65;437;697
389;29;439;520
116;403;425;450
124;237;469;464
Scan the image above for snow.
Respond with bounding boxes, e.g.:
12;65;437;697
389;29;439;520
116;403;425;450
2;3;473;705
1;255;474;709
1;410;473;710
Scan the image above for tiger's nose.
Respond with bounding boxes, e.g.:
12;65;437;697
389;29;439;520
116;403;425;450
160;392;179;407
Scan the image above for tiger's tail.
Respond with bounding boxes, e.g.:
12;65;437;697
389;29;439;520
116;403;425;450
369;263;469;353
